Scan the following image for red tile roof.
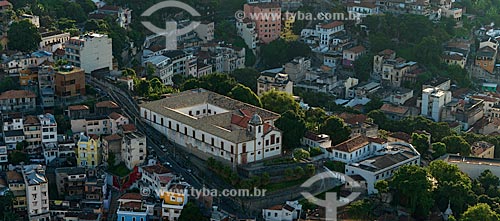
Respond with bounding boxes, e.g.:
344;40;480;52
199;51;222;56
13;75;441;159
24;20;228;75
304;131;329;141
321;21;344;29
68;105;89;111
120;193;142;200
103;134;122;141
95;100;119;108
345;45;366;54
0;90;36;100
338;112;367;125
142;164;172;175
331;135;386;153
121;124;136;132
108;112;124;120
0;1;12;7
380;104;409;115
24;115;40;125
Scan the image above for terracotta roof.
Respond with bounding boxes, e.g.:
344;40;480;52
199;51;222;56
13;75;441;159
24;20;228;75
6;171;23;182
380;104;409;115
345;45;366;54
120;193;142;200
0;1;12;7
108;112;124;120
68;105;89;111
95;100;119;108
331;135;386;153
338;112;367;125
53;48;65;56
142;164;172;175
378;49;395;56
471;95;498;103
320;21;344;29
442;53;464;61
304;131;329;141
267;204;283;210
121;124;136;132
0;90;36;100
471;141;494;156
103;134;122;141
24;115;40;125
388;132;411;142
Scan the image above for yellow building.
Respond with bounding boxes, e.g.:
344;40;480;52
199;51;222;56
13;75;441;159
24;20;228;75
161;184;188;221
77;133;101;168
280;16;299;42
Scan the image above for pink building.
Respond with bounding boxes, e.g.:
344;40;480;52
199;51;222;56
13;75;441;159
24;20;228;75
244;3;281;44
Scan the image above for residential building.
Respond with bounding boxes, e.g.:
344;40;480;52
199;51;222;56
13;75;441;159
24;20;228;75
6;170;27;212
471;95;500;118
77;133;101;168
39;31;71;52
161;183;189;221
199;44;246;73
301;21;345;49
283;57;311;82
346;1;379;20
471;141;495;159
38;66;56;108
65;33;113;73
195;21;215;43
38;113;57;144
257;72;294;96
0;142;7;167
109;112;129;134
0;90;36;113
421;87;452;122
345;142;421;194
24;116;41;152
92;5;132;28
327;135;387;164
54;65;86;99
0;0;12;12
342;45;366;67
243;3;282;44
95;100;121;116
373;49;396;76
236;18;258;49
381;59;419;88
385;88;414;105
380;103;411;120
0;51;53;76
453;98;484;130
22;165;50;221
139;164;176;197
102;134;122;165
301;132;331;149
55;167;87;200
67;105;91;120
379;0;431;16
2;112;23;131
140;89;283;166
442;52;467;69
338;112;378;138
20;14;40;28
349;82;381;98
475;37;498;74
121;132;147;170
262;201;302;221
280;15;299;42
116;193;152;221
19;67;39;86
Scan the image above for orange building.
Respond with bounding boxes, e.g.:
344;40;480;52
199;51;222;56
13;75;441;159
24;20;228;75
55;65;86;98
244;2;281;44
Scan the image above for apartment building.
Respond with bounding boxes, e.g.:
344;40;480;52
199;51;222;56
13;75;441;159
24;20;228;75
373;49;396;75
381;60;419;87
257;72;294;96
24;116;42;151
0;142;7;167
301;21;345;49
195;21;215;43
0;90;36;113
54;65;86;99
161;184;189;221
236;18;258;49
55;167;87;199
22;165;50;221
77;133;101;168
102;134;122;165
421;87;452;122
342;45;366;67
475;38;498;74
39;31;70;52
38;65;56;108
116;193;152;221
121;132;147;170
140;89;283;166
346;1;379;20
283;57;311;82
199;44;246;73
38;113;57;145
243;2;282;44
6;170;27;212
65;33;113;73
380;0;431;16
139;164;176;197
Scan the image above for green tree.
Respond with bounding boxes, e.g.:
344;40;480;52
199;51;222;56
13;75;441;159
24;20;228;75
305;108;327;131
293;149;310;160
353;53;374;81
411;133;430;155
8;151;28;165
294;166;305;178
230;68;261;92
7;20;41;52
261;172;270;186
261;90;300;114
260;39;311;68
346;199;374;220
364;97;383;113
320;116;351;145
432;142;447;159
229;84;262;107
429;160;473;214
178;202;207;221
181;73;237;96
461;203;500;221
442;135;471;156
275;110;307;149
477;170;500;193
134;79;151;97
306;164;315;176
390;165;434;216
55;115;71;134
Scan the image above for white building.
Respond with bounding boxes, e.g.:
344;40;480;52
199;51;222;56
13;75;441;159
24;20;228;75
109;112;129;134
346;2;379;21
301;21;345;49
421;87;452;122
22;165;50;221
161;184;189;221
39;31;70;52
195;21;215;43
257;72;294;96
21;14;40;28
2;112;23;131
140;89;283;166
121;132;147;170
262;201;302;221
139;164;176;197
0;142;7;166
328;135;387;164
345;142;421;194
236;19;258;49
38;113;57;144
301;132;331;149
65;33;113;73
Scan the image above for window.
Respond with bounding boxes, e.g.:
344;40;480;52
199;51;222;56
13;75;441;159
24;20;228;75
184;127;187;135
202;134;205;142
270;135;275;144
176;124;179;132
161;118;164;126
266;140;269;146
192;131;196;138
211;138;215;146
221;142;224;150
